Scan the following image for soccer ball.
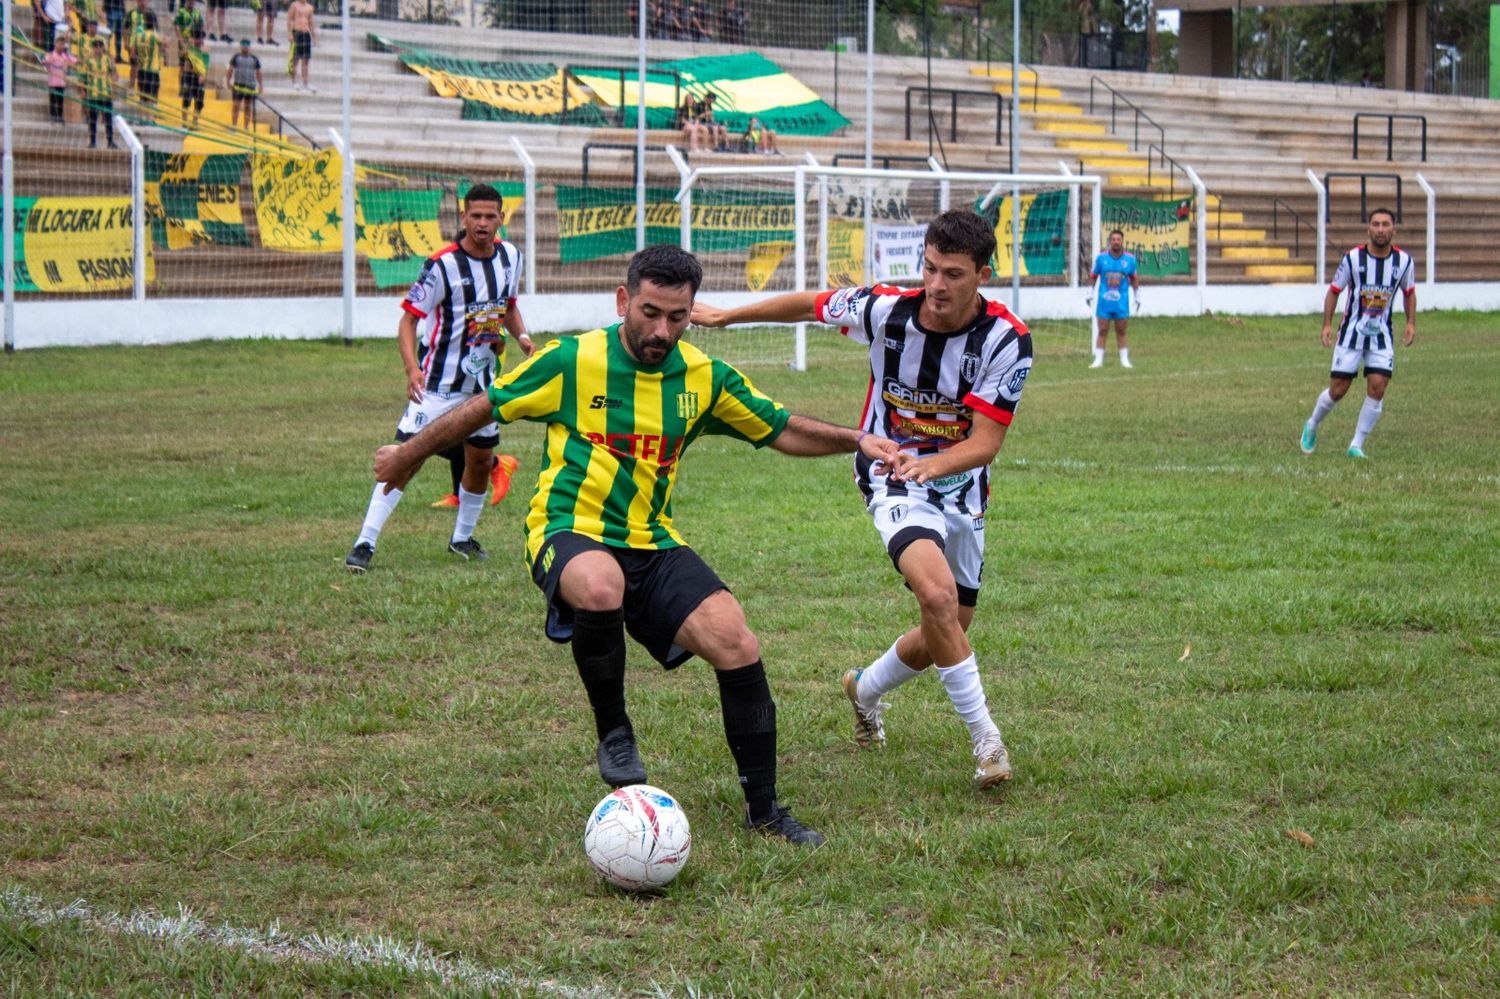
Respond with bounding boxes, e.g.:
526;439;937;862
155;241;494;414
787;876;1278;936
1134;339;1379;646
583;784;692;892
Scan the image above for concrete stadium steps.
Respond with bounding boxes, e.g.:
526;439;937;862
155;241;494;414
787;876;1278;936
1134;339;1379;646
11;12;1498;288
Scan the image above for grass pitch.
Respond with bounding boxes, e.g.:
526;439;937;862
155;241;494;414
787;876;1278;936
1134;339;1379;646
1;312;1497;996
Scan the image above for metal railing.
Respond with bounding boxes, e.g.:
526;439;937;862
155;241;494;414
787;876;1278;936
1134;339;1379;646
904;87;1005;149
1271;197;1325;258
1352;112;1427;162
975;26;1041;112
1322;172;1403;223
254;96;320;150
582;142;686;187
831;154;940;170
1088;76;1164;151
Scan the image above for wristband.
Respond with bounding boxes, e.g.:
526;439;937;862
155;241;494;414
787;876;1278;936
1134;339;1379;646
855;430;868;448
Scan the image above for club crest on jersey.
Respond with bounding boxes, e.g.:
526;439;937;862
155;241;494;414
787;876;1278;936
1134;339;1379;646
405;280;424;301
676;392;699;419
824;287;859;319
1007;365;1030;394
960;352;981;382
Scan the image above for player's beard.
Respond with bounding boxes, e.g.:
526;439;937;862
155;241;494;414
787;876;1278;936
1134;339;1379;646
1369;231;1391;249
622;322;675;366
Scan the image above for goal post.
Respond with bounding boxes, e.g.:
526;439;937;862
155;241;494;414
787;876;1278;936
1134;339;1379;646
674;158;1103;371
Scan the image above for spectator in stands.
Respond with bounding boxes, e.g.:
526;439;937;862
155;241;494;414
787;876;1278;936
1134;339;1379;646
227;37;261;129
173;0;203;55
79;33;117;146
123;0;151;53
696;91;729;151
103;0;126;60
740;115;780;155
206;0;229;42
687;3;712;41
131;11;163;106
180;26;207;128
676;94;707;152
253;0;279;46
286;0;315;92
39;0;67;49
664;0;687;40
42;29;77;124
718;0;745;44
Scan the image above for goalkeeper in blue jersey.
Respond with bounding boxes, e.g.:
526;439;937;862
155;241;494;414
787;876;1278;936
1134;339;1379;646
1090;229;1140;369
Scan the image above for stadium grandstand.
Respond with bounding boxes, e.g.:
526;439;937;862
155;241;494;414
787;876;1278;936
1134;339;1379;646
4;0;1499;349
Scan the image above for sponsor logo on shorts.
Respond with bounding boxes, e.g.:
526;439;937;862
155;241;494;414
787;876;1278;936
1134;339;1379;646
888;504;907;523
542;543;555;573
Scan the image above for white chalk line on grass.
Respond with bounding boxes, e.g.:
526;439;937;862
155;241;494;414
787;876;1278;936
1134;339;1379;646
0;887;656;998
1007;455;1500;487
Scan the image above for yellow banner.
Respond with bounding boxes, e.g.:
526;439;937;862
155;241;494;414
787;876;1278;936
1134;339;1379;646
22;197;153;292
745;241;793;292
406;64;592;115
825;219;865;287
253;149;345;253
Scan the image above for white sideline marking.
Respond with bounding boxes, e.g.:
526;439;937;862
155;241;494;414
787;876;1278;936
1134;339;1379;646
1007;456;1500;486
0;888;632;998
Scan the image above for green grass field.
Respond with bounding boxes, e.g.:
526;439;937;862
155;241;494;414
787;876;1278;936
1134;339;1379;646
2;313;1497;996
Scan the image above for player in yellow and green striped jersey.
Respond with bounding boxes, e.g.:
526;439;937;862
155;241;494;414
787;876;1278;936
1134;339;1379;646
373;246;909;847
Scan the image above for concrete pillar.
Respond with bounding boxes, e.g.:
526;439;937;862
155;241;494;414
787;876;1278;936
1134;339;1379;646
1384;0;1429;91
1179;9;1236;77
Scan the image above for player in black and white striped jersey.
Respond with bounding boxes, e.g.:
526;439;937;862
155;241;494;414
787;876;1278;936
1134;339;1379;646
1300;208;1416;460
345;184;534;573
692;211;1031;789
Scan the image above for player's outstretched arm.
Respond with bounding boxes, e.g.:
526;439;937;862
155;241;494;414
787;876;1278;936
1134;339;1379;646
769;415;904;475
374;394;495;493
900;414;1008;485
691;291;820;328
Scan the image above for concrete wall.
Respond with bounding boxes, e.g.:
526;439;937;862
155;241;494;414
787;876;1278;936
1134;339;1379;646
9;283;1500;350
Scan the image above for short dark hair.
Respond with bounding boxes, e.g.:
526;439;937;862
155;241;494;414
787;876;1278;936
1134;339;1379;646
1109;228;1125;239
924;210;996;270
463;183;504;210
145;11;158;28
627;244;702;296
1367;207;1395;224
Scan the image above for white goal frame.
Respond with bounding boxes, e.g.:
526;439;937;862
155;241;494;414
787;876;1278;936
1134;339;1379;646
672;154;1103;370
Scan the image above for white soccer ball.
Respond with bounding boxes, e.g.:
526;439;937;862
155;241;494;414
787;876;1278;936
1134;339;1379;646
583;784;692;892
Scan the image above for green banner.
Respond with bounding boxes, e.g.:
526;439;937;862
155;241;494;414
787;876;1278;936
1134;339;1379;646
1101;196;1192;277
1491;5;1499;100
555;186;797;264
144;151;250;250
651;52;850;136
365;181;527;287
9;197;39;292
976;189;1068;278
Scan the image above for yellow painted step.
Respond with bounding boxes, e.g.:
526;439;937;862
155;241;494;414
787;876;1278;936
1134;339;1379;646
987;83;1064;101
1055;138;1130;152
1221;245;1290;260
1214;229;1269;242
1029;103;1082;115
1081;155;1149;169
1244;264;1315;279
1108;175;1175;188
970;66;1040;83
1207;210;1244;224
1037;120;1106;134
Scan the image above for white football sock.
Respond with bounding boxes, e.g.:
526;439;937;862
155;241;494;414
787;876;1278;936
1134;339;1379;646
1351;396;1383;448
936;654;1001;743
356;483;402;548
858;638;923;706
1308;388;1338;430
450;486;485;543
1092;347;1105;365
1119;347;1131;365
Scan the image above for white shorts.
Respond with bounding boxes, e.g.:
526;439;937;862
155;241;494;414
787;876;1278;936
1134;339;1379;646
867;494;985;606
1331;337;1395;378
395;389;500;446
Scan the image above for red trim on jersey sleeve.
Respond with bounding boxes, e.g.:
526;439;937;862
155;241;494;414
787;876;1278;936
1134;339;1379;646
857;374;876;431
1328;283;1344;293
983;298;1029;335
965;394;1013;426
401;300;428;319
813;289;836;319
506;297;518;308
871;283;922;298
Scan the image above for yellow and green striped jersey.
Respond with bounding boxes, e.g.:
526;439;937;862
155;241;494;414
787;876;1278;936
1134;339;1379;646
487;325;789;566
80;49;115;99
133;31;162;73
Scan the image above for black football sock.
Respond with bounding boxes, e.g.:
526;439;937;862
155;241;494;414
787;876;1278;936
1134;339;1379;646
572;607;629;739
439;442;464;495
717;660;777;821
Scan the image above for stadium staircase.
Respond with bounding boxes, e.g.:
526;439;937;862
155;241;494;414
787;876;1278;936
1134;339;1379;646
8;3;1499;297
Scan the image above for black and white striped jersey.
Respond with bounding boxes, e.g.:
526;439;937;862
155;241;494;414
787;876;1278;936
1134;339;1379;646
1331;244;1415;349
813;284;1032;514
401;239;522;395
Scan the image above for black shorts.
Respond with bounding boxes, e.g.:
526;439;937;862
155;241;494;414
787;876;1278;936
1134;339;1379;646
180;70;204;107
292;30;311;59
531;531;727;669
138;70;160;99
207;0;227;8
